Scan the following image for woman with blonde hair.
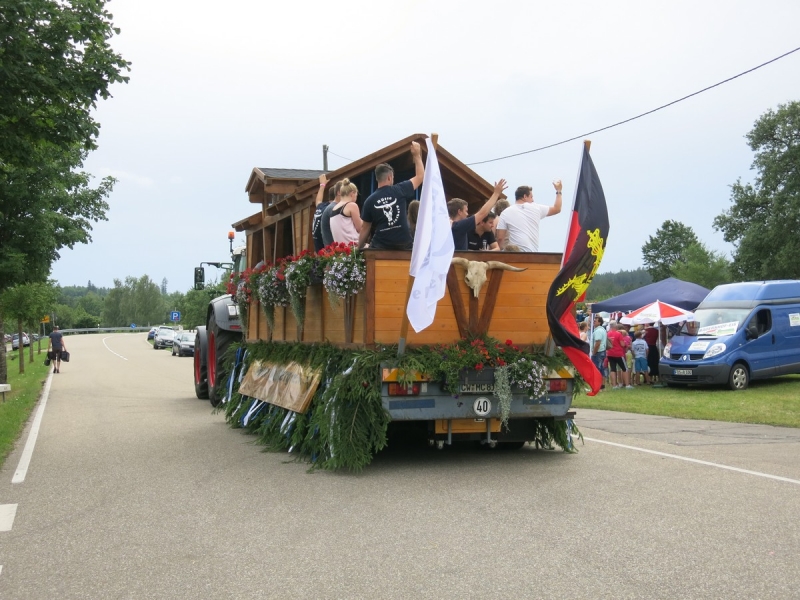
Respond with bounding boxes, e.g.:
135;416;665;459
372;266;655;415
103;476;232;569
329;178;363;245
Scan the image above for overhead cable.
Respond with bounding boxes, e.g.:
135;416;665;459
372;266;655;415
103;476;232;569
466;45;800;166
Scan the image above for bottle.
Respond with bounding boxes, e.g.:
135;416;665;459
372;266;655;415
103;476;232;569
482;239;488;251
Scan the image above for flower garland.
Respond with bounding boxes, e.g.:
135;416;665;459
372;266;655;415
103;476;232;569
221;336;581;472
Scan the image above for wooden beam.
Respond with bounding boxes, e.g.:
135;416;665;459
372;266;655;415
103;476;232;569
477;270;505;334
446;267;468;338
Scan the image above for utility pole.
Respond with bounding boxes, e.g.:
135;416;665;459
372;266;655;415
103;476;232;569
323;144;329;171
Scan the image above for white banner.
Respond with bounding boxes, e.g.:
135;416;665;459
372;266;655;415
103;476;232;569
407;139;454;333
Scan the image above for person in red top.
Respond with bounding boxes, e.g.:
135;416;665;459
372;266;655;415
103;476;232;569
606;322;632;388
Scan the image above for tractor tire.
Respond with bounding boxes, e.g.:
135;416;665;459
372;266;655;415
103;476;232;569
207;313;238;407
194;326;209;399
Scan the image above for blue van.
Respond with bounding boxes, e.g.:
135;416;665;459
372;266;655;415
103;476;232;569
659;280;800;390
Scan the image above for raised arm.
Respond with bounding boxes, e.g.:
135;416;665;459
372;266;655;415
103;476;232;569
315;174;328;206
473;179;507;224
409;141;425;190
547;179;563;216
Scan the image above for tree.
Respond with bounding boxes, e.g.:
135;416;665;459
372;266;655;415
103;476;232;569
671;242;732;290
714;101;800;279
0;1;130;169
0;282;57;375
641;220;699;282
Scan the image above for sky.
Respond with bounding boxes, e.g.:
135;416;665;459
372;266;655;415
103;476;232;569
51;0;800;293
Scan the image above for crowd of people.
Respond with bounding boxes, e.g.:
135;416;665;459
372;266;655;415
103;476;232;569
582;316;663;390
310;141;563;253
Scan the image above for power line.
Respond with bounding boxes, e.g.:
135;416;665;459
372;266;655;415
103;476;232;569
466;45;800;166
327;149;354;162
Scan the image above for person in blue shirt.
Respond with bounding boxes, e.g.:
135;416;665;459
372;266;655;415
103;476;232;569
448;179;507;251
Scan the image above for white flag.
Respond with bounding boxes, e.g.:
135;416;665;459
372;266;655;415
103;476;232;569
407;139;455;333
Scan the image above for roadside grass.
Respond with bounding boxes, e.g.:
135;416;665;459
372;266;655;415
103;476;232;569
0;354;51;468
573;375;800;428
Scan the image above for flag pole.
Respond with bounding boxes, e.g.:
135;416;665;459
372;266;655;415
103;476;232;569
398;133;438;356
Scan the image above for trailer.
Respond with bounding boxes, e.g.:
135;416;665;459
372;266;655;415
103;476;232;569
195;134;581;469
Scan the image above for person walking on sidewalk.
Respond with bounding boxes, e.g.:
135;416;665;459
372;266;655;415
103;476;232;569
48;326;67;374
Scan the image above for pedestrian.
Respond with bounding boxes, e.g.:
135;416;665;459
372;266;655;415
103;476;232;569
579;321;589;342
607;322;632;388
591;316;608;389
495;180;563;251
359;141;424;250
328;178;363;245
448;179;507;251
48;325;67;374
631;330;650;385
644;323;660;383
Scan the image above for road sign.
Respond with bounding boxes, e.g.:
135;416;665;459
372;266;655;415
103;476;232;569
41;315;50;323
170;311;181;322
131;324;136;329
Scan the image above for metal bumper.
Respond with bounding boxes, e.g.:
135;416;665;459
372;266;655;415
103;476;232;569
659;361;730;385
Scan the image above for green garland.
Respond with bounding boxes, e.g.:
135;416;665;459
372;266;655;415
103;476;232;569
221;335;584;471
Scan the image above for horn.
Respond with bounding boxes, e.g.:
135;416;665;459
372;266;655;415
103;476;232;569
486;261;527;272
450;257;470;268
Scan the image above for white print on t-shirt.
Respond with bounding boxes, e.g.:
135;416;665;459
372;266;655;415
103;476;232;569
376;198;399;226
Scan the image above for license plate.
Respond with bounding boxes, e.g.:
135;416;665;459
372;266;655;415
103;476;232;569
460;383;494;393
673;369;693;376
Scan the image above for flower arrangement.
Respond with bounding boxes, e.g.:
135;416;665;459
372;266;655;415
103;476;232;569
506;355;549;399
255;262;290;332
284;250;318;329
320;242;366;305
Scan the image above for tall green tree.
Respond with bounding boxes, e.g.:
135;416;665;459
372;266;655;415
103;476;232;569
641;220;699;282
0;0;130;168
714;101;800;279
671;242;732;290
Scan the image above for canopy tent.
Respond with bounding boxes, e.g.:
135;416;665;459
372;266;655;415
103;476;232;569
591;277;710;313
620;300;695;325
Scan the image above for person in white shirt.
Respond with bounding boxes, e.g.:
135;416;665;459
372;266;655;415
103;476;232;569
496;180;563;251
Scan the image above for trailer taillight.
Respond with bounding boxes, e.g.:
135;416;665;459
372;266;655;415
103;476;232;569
387;383;421;396
548;379;568;392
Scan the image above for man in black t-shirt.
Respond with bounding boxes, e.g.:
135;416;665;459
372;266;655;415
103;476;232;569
447;179;507;251
48;325;67;374
467;213;500;251
359;141;425;250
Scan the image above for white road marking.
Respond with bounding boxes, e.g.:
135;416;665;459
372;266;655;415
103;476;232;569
12;373;53;484
0;504;18;531
102;336;128;361
584;437;800;486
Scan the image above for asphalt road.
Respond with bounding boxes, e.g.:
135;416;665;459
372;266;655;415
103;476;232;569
1;333;798;599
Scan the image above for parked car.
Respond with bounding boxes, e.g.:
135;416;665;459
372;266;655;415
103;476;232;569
153;326;175;349
172;331;196;357
12;333;30;350
147;327;157;340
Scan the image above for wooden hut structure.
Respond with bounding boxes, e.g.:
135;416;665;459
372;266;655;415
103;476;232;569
233;134;561;348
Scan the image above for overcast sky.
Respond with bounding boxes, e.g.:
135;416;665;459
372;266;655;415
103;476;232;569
51;0;800;293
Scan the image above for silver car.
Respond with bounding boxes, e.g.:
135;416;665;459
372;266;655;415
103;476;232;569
172;331;196;357
153;326;175;349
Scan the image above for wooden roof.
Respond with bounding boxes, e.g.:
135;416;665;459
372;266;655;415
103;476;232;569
235;133;505;232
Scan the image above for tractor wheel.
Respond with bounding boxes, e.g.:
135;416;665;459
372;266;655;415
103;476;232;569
207;313;238;407
194;326;209;399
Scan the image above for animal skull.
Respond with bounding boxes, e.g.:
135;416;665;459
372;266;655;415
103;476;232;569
450;258;527;297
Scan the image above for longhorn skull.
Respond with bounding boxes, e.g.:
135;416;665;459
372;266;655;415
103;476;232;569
451;257;527;297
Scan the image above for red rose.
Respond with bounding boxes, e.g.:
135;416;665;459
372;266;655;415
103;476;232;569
505;339;513;346
474;363;484;371
497;358;506;366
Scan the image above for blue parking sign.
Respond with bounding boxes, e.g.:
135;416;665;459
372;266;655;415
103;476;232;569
170;311;181;322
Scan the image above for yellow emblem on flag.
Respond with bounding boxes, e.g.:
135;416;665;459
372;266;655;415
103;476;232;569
556;228;606;300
